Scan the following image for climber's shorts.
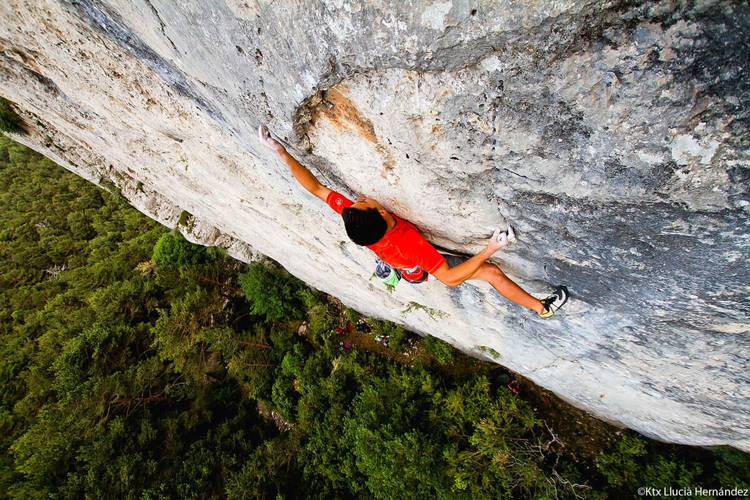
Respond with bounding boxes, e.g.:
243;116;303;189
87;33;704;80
404;254;466;284
441;253;467;269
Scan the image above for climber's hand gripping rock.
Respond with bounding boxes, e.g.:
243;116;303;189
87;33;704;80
259;123;331;201
487;225;516;254
258;124;286;155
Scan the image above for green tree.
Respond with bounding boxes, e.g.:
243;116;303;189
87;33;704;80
423;335;455;365
238;262;305;322
152;229;221;268
1;135;748;499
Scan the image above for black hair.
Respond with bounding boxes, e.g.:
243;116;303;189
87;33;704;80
341;207;387;245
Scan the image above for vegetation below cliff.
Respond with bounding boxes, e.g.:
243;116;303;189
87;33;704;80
0;136;747;498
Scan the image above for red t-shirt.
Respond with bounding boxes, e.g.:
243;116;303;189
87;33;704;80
326;191;445;281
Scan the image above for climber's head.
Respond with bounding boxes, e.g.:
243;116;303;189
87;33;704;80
342;196;393;246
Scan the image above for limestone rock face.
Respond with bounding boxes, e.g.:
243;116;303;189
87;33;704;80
0;0;748;449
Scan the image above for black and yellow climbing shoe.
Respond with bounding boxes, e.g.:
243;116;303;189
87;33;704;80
539;286;569;318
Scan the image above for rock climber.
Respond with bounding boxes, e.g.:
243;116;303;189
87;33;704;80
259;124;568;317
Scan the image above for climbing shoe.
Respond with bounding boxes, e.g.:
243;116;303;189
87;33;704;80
539;286;569;318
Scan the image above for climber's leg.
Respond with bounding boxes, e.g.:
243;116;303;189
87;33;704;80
468;262;545;314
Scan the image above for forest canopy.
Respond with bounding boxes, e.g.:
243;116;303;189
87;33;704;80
0;135;747;498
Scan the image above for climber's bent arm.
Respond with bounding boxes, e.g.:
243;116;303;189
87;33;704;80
279;150;331;201
430;248;493;287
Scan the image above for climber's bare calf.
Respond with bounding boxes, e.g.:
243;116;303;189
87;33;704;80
465;263;546;314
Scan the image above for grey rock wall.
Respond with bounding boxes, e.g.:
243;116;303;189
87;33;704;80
0;0;748;450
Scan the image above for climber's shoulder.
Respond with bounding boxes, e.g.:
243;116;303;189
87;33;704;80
325;189;352;215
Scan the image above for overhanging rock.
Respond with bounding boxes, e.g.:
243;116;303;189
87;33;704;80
0;0;747;450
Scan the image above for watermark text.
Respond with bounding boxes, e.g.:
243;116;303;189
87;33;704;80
638;486;748;497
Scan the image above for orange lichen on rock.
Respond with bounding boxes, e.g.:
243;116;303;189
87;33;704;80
312;85;396;175
314;86;378;144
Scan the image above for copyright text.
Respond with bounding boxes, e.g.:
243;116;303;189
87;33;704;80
638;486;748;497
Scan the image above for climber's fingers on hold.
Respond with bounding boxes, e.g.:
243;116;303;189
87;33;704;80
259;124;284;154
487;229;506;253
259;124;272;145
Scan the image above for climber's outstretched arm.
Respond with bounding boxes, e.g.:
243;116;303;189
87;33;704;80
259;125;331;201
278;149;331;201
